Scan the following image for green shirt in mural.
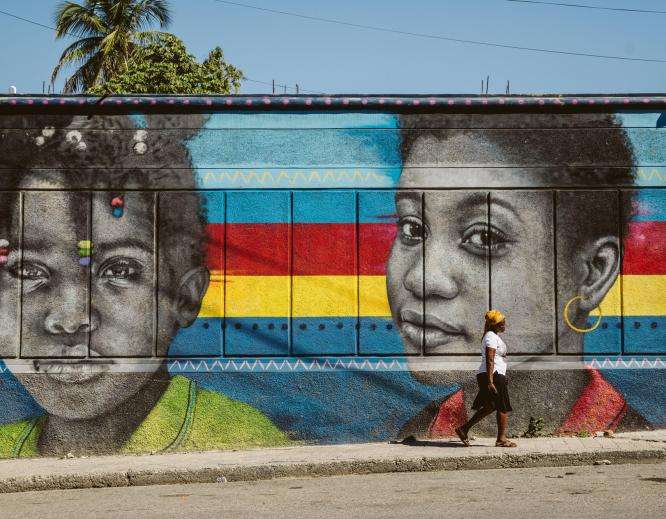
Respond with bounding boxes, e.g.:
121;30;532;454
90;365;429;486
0;375;291;458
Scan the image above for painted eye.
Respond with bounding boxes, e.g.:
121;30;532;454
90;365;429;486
398;216;426;245
13;262;49;281
9;261;50;293
461;224;512;257
99;258;142;281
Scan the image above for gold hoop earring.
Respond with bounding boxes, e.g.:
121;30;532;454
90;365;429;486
563;295;602;333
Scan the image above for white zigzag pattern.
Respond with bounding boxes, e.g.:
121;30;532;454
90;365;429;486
199;170;390;187
1;358;664;374
637;169;666;184
167;357;408;372
586;358;665;369
164;357;666;373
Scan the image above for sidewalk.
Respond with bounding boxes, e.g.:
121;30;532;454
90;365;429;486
0;431;664;494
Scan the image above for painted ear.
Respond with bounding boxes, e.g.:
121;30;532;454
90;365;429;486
174;267;210;328
575;236;621;312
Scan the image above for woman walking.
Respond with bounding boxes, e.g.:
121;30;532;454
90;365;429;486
456;310;517;447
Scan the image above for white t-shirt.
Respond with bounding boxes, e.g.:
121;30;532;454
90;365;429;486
477;331;508;376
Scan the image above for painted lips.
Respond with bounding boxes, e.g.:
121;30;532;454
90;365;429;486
399;309;466;351
33;345;113;383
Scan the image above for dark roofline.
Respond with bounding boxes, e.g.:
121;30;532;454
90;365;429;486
0;94;665;114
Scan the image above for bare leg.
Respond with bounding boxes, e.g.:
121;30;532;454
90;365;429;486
495;411;516;447
459;405;494;437
496;411;508;442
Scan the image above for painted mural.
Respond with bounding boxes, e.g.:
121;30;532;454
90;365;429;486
0;99;664;457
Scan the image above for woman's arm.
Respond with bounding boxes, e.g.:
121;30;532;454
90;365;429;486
486;347;497;394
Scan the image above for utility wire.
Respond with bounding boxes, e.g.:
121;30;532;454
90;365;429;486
0;8;64;31
211;0;666;63
505;0;666;15
0;8;311;94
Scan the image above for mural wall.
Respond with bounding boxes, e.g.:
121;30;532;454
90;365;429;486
0;97;664;457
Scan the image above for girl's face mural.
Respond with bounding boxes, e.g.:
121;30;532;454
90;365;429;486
386;130;604;364
7;173;207;420
387;186;554;356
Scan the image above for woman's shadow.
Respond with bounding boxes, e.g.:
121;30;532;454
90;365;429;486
390;436;470;448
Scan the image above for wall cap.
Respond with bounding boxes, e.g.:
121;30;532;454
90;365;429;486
1;94;665;112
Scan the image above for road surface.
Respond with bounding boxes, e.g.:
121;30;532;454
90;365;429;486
0;461;663;518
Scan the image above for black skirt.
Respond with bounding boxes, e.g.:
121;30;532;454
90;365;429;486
472;372;513;413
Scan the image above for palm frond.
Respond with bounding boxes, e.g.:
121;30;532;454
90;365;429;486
51;36;104;84
53;0;172;92
130;0;171;30
133;30;169;45
62;51;104;93
53;1;107;38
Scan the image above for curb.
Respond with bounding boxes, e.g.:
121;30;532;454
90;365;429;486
0;448;664;494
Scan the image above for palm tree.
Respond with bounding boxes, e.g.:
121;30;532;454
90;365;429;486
51;0;172;93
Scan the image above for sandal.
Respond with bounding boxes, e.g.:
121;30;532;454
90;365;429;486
495;440;517;448
455;427;471;447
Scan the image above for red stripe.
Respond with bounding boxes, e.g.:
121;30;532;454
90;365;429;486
210;220;664;276
359;223;396;275
623;221;666;275
206;224;224;271
226;223;290;275
293;223;356;275
205;223;395;275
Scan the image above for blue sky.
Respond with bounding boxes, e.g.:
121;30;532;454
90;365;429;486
1;0;665;94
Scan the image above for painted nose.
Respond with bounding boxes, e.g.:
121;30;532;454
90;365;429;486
403;254;424;298
423;246;461;300
43;286;98;336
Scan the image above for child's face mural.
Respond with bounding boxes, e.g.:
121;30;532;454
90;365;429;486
7;174;206;420
387;131;617;366
387;186;554;355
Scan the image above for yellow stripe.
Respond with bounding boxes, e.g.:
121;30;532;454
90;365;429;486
621;275;666;315
293;275;357;317
359;276;391;316
226;276;290;318
199;276;224;317
199;274;666;318
598;277;621;315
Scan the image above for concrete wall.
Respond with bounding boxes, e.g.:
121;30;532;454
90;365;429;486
0;96;664;457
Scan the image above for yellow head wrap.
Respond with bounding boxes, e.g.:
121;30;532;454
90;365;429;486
485;309;505;325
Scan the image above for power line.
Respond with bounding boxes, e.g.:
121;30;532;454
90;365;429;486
0;7;312;94
210;0;666;63
0;8;63;32
505;0;666;15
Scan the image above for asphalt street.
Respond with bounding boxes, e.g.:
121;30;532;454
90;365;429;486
0;462;663;519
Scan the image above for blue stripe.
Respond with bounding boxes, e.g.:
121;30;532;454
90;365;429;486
171;316;665;357
359;317;405;354
582;316;622;355
201;191;225;223
632;190;666;221
358;191;397;224
225;317;289;356
169;318;222;357
196;168;401;190
177;317;404;356
187;129;401;169
226;191;290;223
623;316;666;354
293;191;357;223
615;112;665;128
195;112;399;129
292;317;357;355
626;128;666;166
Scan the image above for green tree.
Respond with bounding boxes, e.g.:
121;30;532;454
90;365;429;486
88;34;243;94
52;0;172;93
